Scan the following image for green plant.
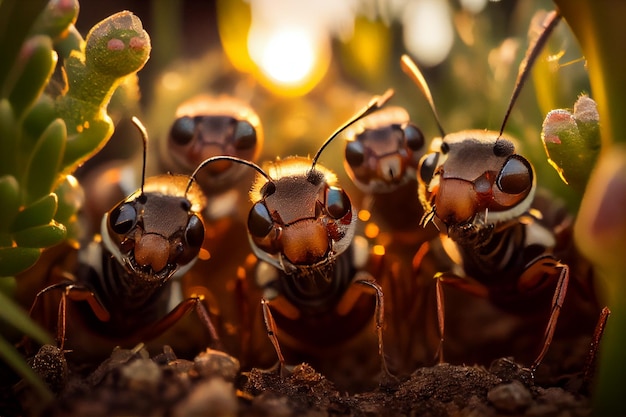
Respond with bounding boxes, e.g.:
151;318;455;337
551;1;626;415
0;0;150;401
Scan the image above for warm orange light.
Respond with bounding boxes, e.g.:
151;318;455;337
373;244;386;256
358;209;371;222
248;26;331;96
365;222;380;239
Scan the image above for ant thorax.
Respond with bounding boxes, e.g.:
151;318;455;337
419;130;536;246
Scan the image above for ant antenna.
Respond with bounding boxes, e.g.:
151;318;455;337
310;88;394;170
401;54;446;138
131;116;148;196
185;155;272;196
498;10;561;137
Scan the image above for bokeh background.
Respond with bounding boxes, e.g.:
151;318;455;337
74;0;589;210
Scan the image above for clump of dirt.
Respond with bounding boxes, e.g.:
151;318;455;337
9;344;593;417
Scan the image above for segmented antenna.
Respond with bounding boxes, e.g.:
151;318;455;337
310;88;394;170
498;10;562;137
401;54;446;138
131;116;148;196
186;155;272;196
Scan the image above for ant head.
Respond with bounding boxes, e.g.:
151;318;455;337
402;11;561;239
102;118;207;284
343;106;426;193
165;95;264;193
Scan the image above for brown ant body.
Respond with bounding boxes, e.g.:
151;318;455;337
25;118;219;362
403;10;603;374
190;90;396;387
342;107;443;373
159;95;267;363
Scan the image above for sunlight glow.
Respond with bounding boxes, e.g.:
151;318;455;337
402;0;454;67
259;29;317;85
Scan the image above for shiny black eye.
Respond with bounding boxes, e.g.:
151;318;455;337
404;123;425;151
418;152;439;184
326;186;351;219
109;203;137;235
233;120;257;150
248;202;274;237
345;140;365;167
260;181;276;197
496;155;533;194
184;214;205;248
169;116;195;145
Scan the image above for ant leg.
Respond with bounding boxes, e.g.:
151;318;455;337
434;274;445;364
140;296;222;349
356;279;395;384
528;258;569;372
22;280;111;351
582;306;611;392
236;267;252;364
432;272;489;364
56;291;67;350
261;298;288;377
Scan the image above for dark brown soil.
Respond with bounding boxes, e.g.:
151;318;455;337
10;343;593;417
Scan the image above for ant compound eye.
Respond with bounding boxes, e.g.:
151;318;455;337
345;140;365;168
169;116;195;146
404;123;425;151
418;152;439;185
260;181;276;197
326;186;351;219
109;203;137;235
233;120;257;150
248;202;274;237
497;155;533;195
184;214;205;249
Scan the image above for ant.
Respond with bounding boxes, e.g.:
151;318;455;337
403;10;603;374
74;96;265;359
25;117;220;361
342;106;444;372
159;95;266;363
188;90;396;387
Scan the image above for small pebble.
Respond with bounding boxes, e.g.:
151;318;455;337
193;348;240;381
487;380;532;413
172;379;237;417
120;358;162;391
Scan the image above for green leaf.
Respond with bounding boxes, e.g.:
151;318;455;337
29;0;79;41
541;95;601;193
10;193;58;232
12;222;66;248
8;35;57;119
22;94;56;141
0;99;17;177
0;175;20;233
0;290;52;345
0;247;41;276
0;0;48;90
61;117;113;171
53;175;84;224
23;118;66;204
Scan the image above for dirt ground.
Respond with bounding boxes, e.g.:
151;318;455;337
4;342;595;417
